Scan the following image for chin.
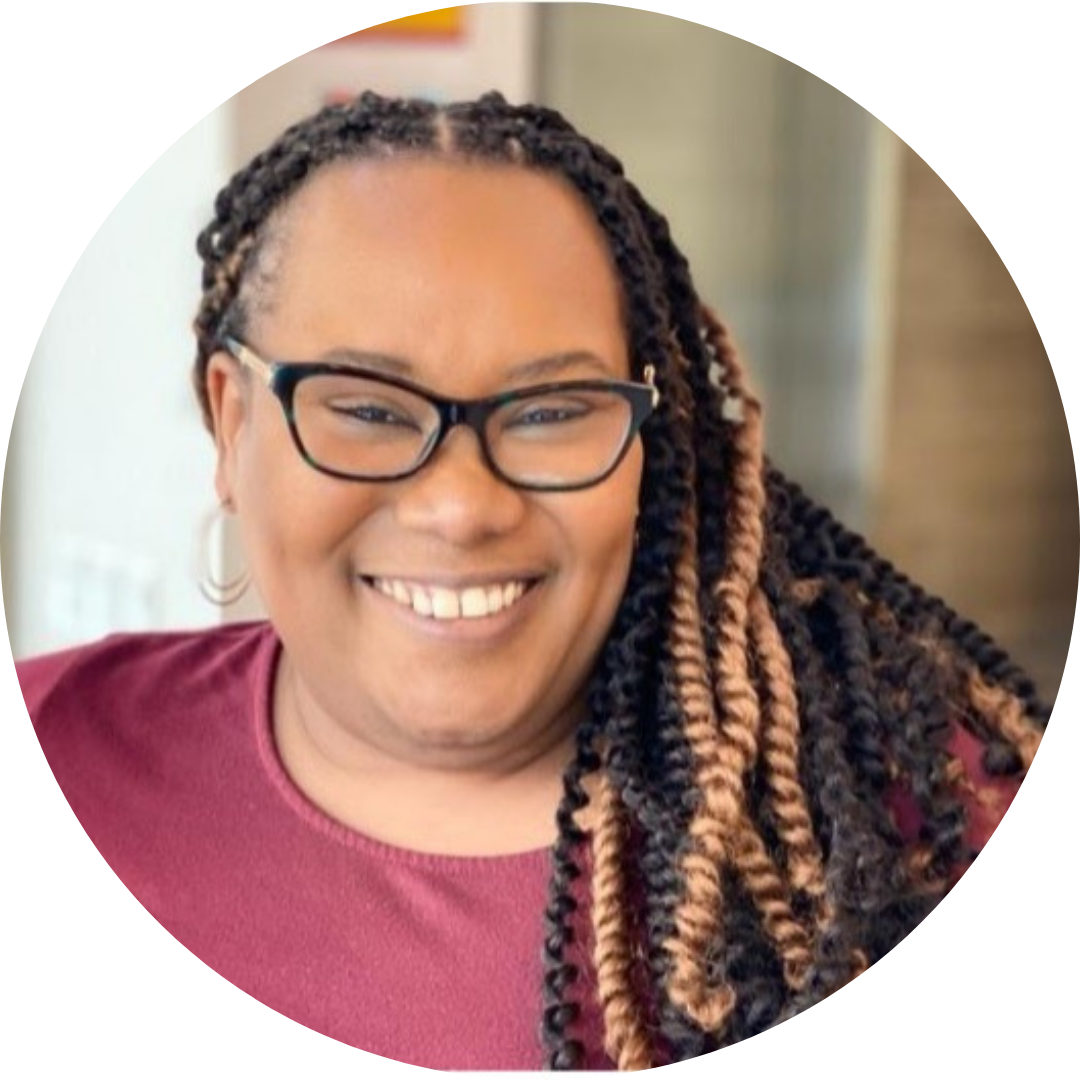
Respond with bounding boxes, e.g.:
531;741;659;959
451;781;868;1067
377;676;543;747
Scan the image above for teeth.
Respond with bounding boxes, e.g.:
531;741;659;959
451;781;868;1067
430;587;460;620
371;578;533;620
460;587;488;618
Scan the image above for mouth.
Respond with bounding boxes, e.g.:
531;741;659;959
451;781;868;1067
359;574;545;622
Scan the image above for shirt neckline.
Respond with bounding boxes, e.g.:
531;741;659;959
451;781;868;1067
247;622;555;874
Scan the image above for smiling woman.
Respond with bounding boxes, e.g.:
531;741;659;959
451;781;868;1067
17;91;1047;1071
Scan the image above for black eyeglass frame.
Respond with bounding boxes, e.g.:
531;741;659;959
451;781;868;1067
221;335;661;492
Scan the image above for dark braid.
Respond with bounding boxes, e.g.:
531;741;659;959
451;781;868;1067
193;91;1049;1069
817;582;890;793
542;710;604;1069
760;561;895;999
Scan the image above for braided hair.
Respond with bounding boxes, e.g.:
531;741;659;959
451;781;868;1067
192;91;1047;1069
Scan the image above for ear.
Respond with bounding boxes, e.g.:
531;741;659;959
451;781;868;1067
205;351;249;507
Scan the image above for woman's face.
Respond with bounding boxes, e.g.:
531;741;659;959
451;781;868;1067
206;158;642;767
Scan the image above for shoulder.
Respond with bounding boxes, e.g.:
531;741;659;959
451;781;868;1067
16;621;276;732
887;722;1024;834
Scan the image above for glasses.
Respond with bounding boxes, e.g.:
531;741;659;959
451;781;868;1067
221;336;660;492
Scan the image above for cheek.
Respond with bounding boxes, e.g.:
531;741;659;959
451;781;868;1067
232;409;382;582
557;444;642;593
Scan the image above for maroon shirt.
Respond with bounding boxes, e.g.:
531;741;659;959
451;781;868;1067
17;621;1019;1069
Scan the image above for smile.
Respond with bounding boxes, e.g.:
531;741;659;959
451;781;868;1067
365;577;539;621
373;578;533;622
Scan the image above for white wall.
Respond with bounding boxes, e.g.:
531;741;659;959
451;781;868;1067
4;110;229;658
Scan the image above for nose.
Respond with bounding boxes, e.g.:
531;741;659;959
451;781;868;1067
391;426;529;545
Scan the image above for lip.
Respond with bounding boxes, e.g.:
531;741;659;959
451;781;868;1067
358;574;547;642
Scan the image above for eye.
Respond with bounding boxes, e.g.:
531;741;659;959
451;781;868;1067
328;401;412;425
503;397;595;428
298;373;435;443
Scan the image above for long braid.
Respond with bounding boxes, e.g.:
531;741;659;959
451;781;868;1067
700;313;815;991
590;769;653;1071
746;587;829;912
542;715;603;1070
818;581;891;793
664;489;738;1031
759;549;900;996
194;90;1049;1069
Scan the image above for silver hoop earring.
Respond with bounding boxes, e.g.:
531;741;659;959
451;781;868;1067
196;502;250;607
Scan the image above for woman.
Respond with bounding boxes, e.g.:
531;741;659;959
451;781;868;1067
18;91;1046;1070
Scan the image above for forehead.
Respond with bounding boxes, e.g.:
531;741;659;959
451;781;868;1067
254;157;628;383
274;157;618;281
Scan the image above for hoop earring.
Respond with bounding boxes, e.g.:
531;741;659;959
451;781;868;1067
196;502;251;606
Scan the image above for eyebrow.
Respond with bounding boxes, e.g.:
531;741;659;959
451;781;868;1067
316;347;617;384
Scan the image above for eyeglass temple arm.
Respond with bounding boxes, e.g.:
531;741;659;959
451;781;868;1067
223;336;274;385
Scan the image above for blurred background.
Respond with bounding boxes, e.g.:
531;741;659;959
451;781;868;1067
2;3;1075;701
